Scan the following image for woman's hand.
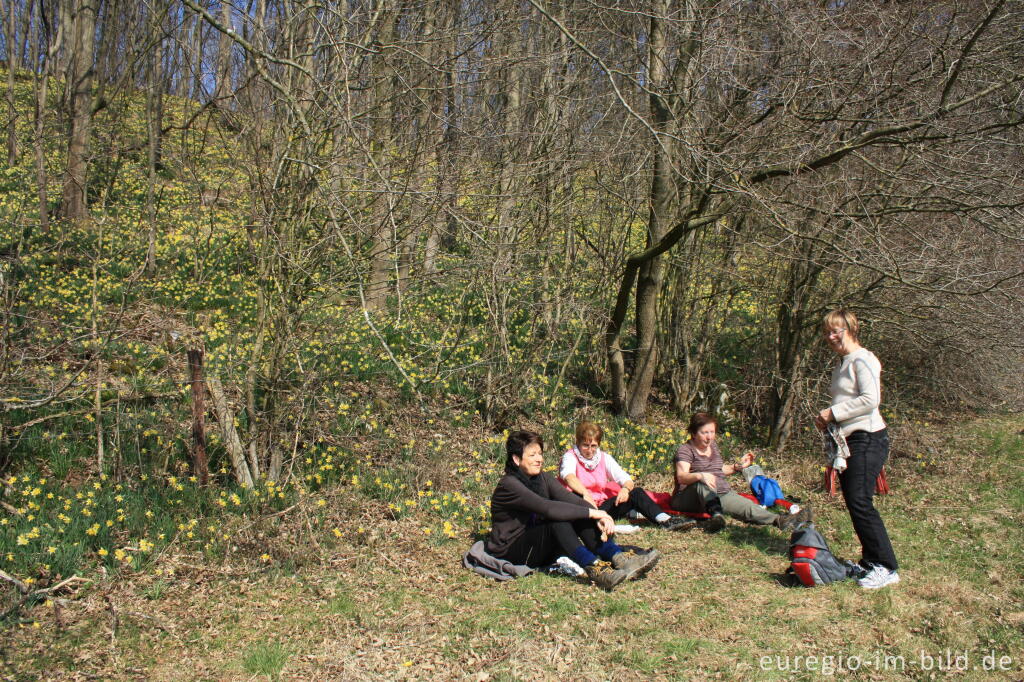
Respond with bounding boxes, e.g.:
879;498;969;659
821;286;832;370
588;508;615;537
739;451;755;468
700;472;717;488
582;492;598;509
815;408;833;431
615;487;630;505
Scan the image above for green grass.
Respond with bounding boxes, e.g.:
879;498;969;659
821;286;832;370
242;641;290;680
2;416;1022;680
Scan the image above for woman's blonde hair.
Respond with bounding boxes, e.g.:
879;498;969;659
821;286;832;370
823;308;860;342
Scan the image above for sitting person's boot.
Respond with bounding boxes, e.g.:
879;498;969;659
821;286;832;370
775;506;814;531
791;506;813;525
701;499;726;533
701;512;726;533
584;560;634;590
611;548;661;578
660;515;699;532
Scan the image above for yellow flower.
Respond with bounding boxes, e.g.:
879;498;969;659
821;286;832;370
98;548;109;557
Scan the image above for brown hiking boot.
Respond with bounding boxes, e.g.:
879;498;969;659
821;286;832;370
611;548;661;579
701;512;726;533
775;506;814;531
584;561;634;591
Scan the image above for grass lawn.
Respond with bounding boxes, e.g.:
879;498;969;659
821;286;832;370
4;416;1022;681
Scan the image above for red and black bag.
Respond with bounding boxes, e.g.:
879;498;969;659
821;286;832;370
788;524;861;586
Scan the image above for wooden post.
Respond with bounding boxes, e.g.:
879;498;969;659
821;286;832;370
187;348;209;486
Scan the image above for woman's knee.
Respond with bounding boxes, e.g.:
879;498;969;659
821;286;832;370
628;487;649;503
842;488;877;516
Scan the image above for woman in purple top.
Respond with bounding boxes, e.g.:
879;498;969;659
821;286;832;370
670;413;808;532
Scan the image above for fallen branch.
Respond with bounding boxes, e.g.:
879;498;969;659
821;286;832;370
0;569;29;594
0;574;88;621
207;376;255;487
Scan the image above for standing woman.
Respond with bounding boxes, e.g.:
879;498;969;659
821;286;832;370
815;309;899;589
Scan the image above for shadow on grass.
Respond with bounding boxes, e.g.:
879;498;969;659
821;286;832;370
720;524;790;557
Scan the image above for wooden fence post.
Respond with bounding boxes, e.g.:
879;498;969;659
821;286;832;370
187;348;209;486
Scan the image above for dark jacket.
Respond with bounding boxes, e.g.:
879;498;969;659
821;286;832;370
485;471;592;557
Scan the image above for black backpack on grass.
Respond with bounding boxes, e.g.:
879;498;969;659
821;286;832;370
787;523;861;587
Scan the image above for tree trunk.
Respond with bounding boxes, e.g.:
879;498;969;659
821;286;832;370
212;0;232;105
623;0;674;419
768;236;825;450
144;1;165;275
58;0;96;222
4;0;19;165
32;0;53;233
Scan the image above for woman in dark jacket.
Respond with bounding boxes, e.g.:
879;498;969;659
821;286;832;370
486;430;659;590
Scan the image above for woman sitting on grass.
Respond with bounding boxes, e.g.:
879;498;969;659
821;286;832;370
486;430;660;590
560;421;695;531
670;412;810;532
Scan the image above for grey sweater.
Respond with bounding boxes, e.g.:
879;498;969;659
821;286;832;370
830;347;887;437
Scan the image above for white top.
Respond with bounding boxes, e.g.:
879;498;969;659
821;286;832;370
829;347;886;437
559;448;632;486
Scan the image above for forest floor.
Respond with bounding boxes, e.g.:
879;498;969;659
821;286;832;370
3;415;1023;681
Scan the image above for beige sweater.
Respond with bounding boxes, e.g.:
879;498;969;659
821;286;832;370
830;347;886;437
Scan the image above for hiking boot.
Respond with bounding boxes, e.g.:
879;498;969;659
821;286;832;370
584;561;634;591
660;516;699;532
611;548;661;579
791;506;813;524
774;512;802;532
858;564;900;589
701;512;726;533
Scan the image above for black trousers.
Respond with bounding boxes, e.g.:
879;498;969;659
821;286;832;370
839;429;898;571
599;486;666;522
500;518;602;568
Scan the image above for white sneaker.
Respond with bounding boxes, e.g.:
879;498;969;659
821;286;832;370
858;564;900;589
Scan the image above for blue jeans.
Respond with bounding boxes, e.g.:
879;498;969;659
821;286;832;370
840;429;898;571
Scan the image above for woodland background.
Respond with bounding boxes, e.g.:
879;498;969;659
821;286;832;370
0;1;1022;679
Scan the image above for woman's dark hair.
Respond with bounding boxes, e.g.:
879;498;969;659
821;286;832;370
687;412;717;436
505;430;544;471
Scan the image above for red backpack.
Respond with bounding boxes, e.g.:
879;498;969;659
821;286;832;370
788;524;861;586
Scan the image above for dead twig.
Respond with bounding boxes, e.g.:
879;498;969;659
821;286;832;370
105;594;118;643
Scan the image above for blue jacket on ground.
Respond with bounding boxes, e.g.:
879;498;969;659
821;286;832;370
750;475;784;507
